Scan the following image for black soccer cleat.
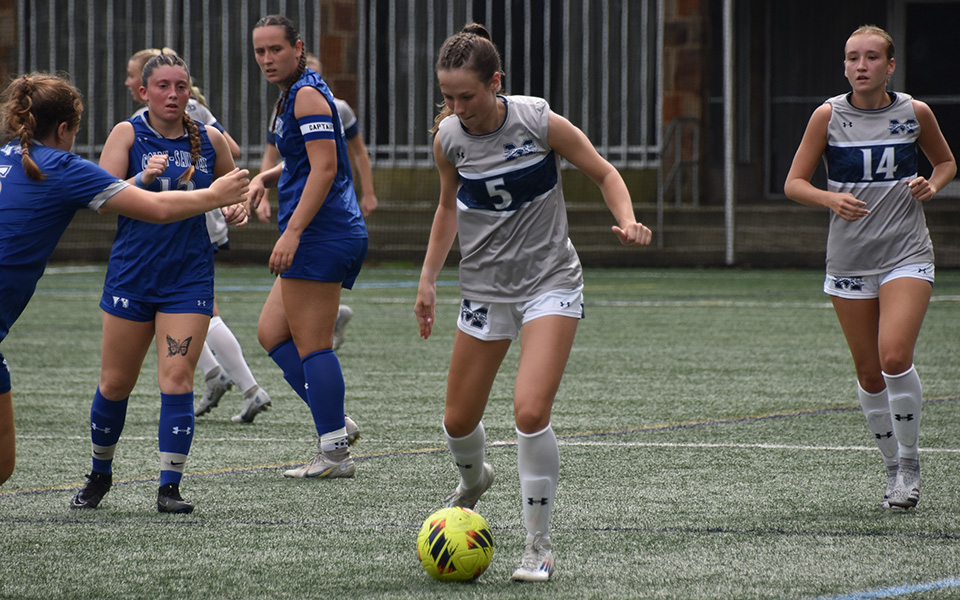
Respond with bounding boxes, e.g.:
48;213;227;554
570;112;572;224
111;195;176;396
157;483;195;514
70;472;112;509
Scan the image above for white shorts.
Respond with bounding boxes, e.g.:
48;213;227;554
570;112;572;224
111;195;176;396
824;262;934;299
457;286;585;341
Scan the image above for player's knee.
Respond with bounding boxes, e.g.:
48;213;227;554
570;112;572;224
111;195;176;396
514;404;550;435
879;350;913;377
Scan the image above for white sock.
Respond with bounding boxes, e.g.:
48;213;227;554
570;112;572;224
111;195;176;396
517;424;559;541
197;343;219;375
884;365;922;461
206;316;258;393
857;383;898;469
445;421;486;491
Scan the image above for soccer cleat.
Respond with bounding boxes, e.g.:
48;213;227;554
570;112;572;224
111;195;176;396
880;464;898;509
887;457;921;509
70;472;112;509
157;483;195;514
511;532;554;582
283;448;355;479
443;462;494;509
230;386;272;423
195;367;234;417
345;415;361;446
332;305;354;352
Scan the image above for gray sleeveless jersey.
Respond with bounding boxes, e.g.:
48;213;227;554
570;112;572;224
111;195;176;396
437;95;583;302
823;92;933;275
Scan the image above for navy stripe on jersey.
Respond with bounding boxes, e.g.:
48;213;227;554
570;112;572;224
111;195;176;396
824;142;917;184
457;151;558;212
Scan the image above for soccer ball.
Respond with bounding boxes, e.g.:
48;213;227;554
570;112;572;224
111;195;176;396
417;506;494;581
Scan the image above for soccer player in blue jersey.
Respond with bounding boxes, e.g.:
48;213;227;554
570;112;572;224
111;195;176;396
247;15;368;479
785;25;955;510
0;72;249;487
414;24;651;582
68;53;249;513
126;48;274;424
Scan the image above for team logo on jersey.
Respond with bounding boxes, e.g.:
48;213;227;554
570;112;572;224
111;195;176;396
0;165;11;177
888;119;917;135
833;277;864;292
503;139;538;161
460;300;488;329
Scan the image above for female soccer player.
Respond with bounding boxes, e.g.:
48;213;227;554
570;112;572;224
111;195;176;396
784;25;955;509
0;72;248;487
414;24;651;581
127;48;274;424
247;15;368;478
69;53;248;513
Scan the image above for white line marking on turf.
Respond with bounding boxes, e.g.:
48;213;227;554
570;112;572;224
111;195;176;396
558;440;960;453
810;577;960;600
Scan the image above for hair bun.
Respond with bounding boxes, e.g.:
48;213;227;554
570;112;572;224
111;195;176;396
461;22;491;41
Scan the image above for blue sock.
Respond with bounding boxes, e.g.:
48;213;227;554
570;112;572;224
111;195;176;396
302;349;346;436
158;392;194;487
90;388;128;475
268;339;308;404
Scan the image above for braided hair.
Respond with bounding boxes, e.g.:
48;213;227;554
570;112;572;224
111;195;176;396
254;14;307;132
431;23;504;133
141;51;201;184
0;73;83;181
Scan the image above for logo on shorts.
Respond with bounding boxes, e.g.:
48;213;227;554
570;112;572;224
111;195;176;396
460;300;488;329
833;277;864;291
112;296;130;309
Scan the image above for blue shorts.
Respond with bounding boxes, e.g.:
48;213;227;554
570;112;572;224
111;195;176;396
281;237;367;289
100;292;215;321
0;352;10;394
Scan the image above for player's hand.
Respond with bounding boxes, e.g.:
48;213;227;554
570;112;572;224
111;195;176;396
210;168;251;208
829;192;870;222
907;177;937;202
612;221;652;246
414;283;437;339
247;174;270;222
222;202;248;226
139;153;169;187
360;194;379;217
269;230;300;275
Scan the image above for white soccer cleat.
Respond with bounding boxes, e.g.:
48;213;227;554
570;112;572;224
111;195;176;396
344;415;361;445
230;386;272;423
195;367;233;416
283;447;355;479
887;457;920;509
443;462;494;509
880;464;898;509
511;532;553;582
332;305;354;352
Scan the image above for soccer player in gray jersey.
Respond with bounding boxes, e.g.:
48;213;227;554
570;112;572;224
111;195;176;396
414;23;651;582
785;25;955;510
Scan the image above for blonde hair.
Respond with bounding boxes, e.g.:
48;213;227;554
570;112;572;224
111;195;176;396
1;72;83;181
848;25;895;60
130;47;210;107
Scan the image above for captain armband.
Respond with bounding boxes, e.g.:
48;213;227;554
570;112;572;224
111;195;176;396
298;115;336;142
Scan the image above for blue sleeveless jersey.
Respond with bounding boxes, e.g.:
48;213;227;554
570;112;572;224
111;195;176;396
102;113;216;302
0;141;127;341
273;69;367;243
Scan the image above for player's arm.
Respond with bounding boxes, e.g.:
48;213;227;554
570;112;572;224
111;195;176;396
346;134;378;216
908;99;957;202
415;134;460;339
207;127;248;226
547;112;650;246
267;86;337;275
784;104;868;221
99;168;250;224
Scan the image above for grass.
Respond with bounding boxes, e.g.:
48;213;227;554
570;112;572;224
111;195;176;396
2;264;960;599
